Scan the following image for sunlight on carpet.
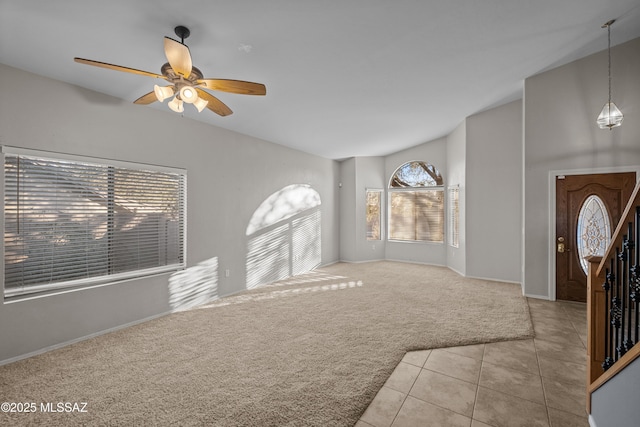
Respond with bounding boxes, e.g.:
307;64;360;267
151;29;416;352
0;261;533;426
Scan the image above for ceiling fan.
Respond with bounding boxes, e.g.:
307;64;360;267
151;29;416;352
74;26;266;116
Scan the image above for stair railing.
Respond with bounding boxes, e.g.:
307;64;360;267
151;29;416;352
587;182;640;412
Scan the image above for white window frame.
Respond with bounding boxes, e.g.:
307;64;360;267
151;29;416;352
2;147;187;299
387;161;445;244
448;186;459;248
366;188;383;241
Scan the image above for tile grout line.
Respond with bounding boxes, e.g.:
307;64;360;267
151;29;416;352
400;379;478;422
402;347;487;423
470;343;487;424
387;350;433;427
532;329;553;427
472;359;484;425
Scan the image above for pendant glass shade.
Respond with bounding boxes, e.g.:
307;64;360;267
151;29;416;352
597;102;624;129
154;85;175;102
193;97;209;113
168;96;184;113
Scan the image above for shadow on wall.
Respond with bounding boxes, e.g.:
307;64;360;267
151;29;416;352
168;257;219;311
246;184;322;290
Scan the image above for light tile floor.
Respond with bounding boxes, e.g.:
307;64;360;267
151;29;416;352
357;298;590;427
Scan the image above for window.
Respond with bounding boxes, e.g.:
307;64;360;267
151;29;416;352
3;148;186;298
448;186;459;247
577;195;611;274
388;161;444;242
366;189;382;240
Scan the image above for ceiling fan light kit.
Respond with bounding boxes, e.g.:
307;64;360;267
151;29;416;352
193;96;209;113
179;86;198;103
74;26;266;117
154;84;175;102
168;96;184;113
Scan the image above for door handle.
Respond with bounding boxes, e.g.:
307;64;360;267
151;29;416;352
557;237;569;253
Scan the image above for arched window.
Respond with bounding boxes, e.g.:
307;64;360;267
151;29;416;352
577;195;611;274
388;161;444;242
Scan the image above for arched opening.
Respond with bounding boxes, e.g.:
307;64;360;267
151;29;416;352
245;184;322;289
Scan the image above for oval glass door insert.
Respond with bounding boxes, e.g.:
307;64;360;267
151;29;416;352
577;195;612;274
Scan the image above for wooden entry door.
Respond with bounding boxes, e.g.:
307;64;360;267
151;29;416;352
556;172;636;302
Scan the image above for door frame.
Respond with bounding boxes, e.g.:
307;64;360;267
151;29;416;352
547;166;640;301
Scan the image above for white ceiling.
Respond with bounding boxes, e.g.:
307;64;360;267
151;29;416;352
1;1;639;160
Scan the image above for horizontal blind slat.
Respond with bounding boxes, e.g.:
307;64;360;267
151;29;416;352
388;189;443;242
4;153;185;294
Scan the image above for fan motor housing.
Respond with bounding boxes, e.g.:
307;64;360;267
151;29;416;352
160;63;203;83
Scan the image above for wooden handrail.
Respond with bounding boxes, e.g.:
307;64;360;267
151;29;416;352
597;182;640;277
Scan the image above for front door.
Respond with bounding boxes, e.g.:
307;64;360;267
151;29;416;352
556;172;636;302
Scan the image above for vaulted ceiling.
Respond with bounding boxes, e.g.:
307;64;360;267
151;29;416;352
1;1;639;159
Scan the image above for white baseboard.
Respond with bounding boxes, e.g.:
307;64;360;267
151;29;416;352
383;258;447;268
524;293;551;300
0;311;171;367
465;274;520;285
336;258;386;264
588;414;597;427
446;265;464;276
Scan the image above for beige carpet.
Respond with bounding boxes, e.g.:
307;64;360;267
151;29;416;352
0;261;533;426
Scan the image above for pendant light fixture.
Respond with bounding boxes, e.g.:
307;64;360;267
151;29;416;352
597;19;623;130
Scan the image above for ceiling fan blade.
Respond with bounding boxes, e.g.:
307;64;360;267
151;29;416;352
196;88;233;116
164;37;192;78
74;58;165;79
198;79;266;95
133;91;159;105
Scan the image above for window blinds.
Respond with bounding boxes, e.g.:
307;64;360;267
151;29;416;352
448;187;459;247
389;190;443;242
3;151;185;298
366;190;382;240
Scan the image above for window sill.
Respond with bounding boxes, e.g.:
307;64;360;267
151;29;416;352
387;239;444;245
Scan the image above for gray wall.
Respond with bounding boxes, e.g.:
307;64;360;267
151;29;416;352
339;156;386;263
466;100;522;283
339;158;357;261
523;37;640;298
0;63;340;363
446;121;466;275
590;356;640;427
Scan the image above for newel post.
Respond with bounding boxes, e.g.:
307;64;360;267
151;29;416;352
586;255;604;413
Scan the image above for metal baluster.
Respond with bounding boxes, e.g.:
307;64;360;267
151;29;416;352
622;239;628;358
614;248;621;362
618;239;628;358
619;241;628;358
603;267;613;371
610;257;617;365
635;207;640;345
625;223;635;352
